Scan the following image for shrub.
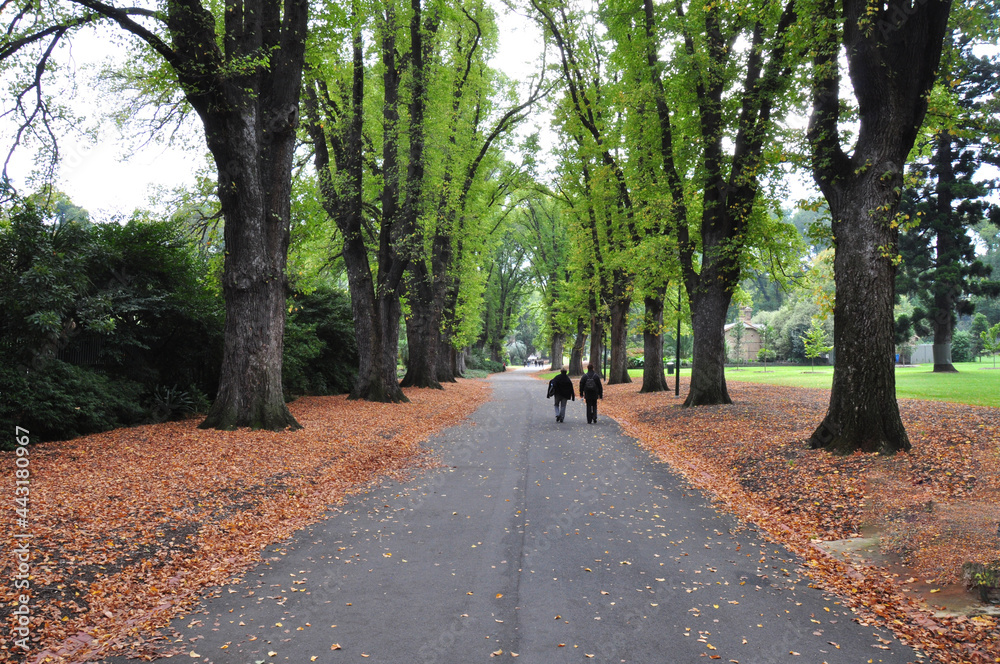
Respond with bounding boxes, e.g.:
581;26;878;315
283;286;358;397
757;348;778;363
0;361;147;446
627;356;645;369
0;200;224;442
951;331;972;363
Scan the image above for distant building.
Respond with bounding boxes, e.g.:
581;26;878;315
723;306;763;362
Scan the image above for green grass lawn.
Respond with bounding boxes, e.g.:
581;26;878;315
542;361;1000;408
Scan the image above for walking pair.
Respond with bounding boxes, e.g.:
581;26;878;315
546;365;603;423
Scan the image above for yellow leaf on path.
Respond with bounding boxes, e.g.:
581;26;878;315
268;652;277;657
929;588;941;593
331;643;342;650
707;644;716;650
491;649;503;656
311;658;318;662
496;593;503;598
189;653;200;659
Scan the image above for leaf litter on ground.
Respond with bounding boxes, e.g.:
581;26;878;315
0;379;491;662
600;379;1000;664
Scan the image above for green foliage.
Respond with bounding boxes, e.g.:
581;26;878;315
467;349;505;374
282;286;358;398
983;322;1000;368
970;312;991;358
951;331;973;363
756;348;778;363
801;317;833;368
0;361;146;447
0;197;224;442
150;385;200;423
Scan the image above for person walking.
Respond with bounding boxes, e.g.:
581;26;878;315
579;363;603;424
547;368;576;422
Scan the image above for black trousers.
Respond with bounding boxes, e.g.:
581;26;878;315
585;397;598;422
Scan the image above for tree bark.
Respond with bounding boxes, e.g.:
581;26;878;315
806;0;951;454
811;184;910;453
683;281;732;406
569;319;586;376
607;276;632;384
550;331;565;371
641;290;669;393
589;315;604;378
194;0;308;430
401;270;443;389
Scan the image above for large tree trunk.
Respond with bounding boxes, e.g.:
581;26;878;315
400;275;443;389
197;0;308;431
200;130;301;430
641;290;669;393
806;0;950;454
569;319;587;376
398;0;441;388
550;331;565;371
810;180;909;453
684;281;732;406
607;277;631;384
437;331;457;382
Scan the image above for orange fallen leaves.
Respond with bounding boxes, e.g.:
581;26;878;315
601;379;1000;664
0;379;490;662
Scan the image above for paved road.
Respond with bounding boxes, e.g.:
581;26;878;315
108;369;922;664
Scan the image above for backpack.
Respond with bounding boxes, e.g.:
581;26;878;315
583;374;598;395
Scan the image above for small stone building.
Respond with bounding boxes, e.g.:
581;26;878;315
723;307;763;362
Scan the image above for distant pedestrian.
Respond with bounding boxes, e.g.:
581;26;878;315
548;368;575;422
579;363;603;423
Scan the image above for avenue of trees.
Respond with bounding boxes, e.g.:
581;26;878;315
3;0;1000;455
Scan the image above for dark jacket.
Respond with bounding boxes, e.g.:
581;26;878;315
550;372;576;400
580;370;603;400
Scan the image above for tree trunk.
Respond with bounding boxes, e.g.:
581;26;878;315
683;281;732;406
437;331;457;382
569;319;587;376
607;278;631;384
198;101;303;430
806;0;950;454
550;331;565;371
457;346;468;375
188;0;308;431
400;276;443;389
809;180;910;453
398;0;441;389
641;290;669;393
302;20;406;404
589;316;604;378
931;135;958;373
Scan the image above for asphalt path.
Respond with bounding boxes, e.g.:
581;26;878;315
106;368;923;664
